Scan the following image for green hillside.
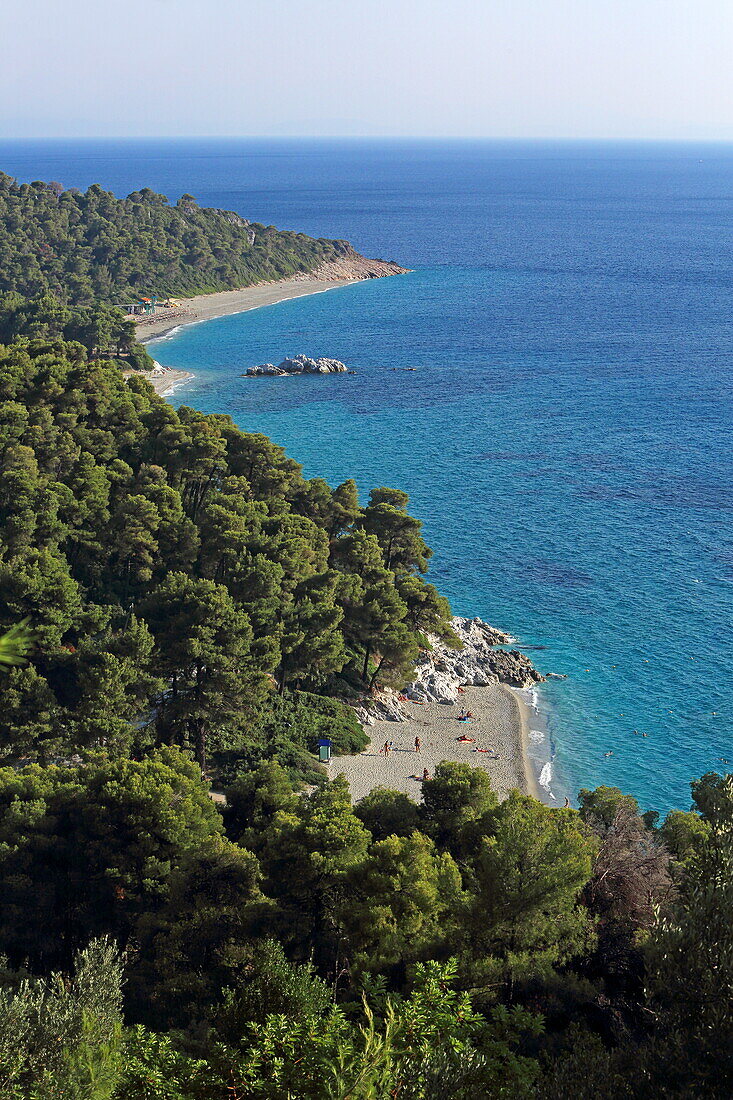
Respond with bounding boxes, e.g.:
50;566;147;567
0;172;352;303
0;336;448;774
0;174;731;1098
0;335;731;1099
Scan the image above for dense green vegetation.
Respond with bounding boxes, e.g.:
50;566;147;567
0;336;453;777
0;744;730;1097
0;214;729;1093
0;291;153;370
0;335;730;1098
0;173;352;303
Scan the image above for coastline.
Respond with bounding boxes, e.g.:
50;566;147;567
510;686;543;801
128;364;196;397
138;277;351;344
517;683;561;806
137;267;408;345
335;683;536;804
133;273;549;806
155;369;196;397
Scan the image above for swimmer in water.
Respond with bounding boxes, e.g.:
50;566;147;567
604;751;613;757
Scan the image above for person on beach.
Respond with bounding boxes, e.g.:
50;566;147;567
382;741;390;756
564;797;571;808
422;768;430;781
414;736;421;752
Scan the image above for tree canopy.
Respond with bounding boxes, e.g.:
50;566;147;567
0;336;450;773
0;183;730;1095
0;173;353;304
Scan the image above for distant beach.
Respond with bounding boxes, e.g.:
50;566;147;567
137;257;408;345
152;368;196;397
335;685;539;804
136;277;348;343
133;279;354;397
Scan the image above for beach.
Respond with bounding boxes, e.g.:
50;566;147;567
127;364;195;397
151;368;195;397
334;684;538;804
136;270;403;344
130;279;354;396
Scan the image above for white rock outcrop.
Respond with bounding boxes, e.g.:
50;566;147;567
353;616;544;723
243;355;349;377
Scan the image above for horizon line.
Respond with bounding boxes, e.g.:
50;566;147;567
3;134;733;145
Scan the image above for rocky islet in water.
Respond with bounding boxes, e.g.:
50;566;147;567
242;354;352;377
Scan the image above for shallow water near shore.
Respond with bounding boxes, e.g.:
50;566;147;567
4;139;731;812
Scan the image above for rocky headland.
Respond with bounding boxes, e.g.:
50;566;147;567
243;355;350;377
311;245;409;281
354;615;544;725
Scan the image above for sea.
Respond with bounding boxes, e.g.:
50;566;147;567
2;138;731;814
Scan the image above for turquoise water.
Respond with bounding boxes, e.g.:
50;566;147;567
2;140;731;812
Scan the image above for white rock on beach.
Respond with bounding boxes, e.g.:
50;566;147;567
356;616;543;723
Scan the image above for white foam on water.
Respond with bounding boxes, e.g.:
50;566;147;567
539;761;553;790
515;686;538;707
529;727;545;744
160;375;195;397
147;325;182;344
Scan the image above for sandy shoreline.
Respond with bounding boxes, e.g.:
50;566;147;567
152;368;196;397
136;275;378;344
334;684;539;804
128;365;196;397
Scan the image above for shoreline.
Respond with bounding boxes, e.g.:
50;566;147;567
516;683;561;805
134;278;552;805
335;683;537;805
155;369;196;397
129;364;196;397
137;270;407;345
510;686;543;801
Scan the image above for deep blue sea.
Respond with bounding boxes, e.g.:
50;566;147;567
2;139;731;813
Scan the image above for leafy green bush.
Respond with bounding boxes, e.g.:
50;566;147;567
0;939;124;1099
213;689;368;787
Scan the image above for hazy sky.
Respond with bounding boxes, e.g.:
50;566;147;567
2;0;732;140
